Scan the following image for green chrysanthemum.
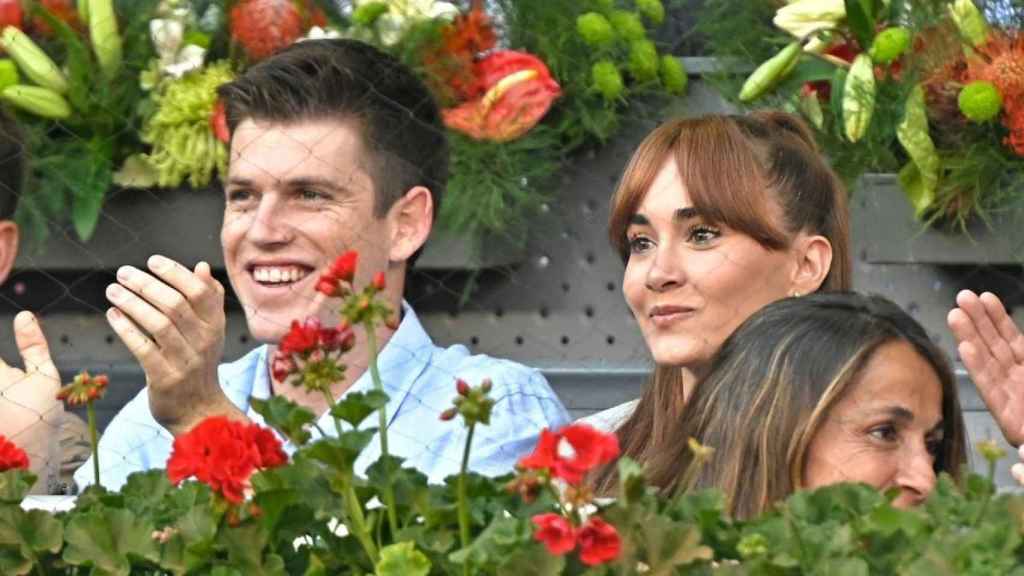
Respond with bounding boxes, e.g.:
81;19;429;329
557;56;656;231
577;12;615;47
142;61;234;188
635;0;665;25
592;60;624;100
609;10;646;42
958;80;1003;123
659;54;686;94
628;39;659;82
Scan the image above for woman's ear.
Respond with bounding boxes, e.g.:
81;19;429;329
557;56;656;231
791;234;832;294
0;220;19;284
387;186;433;264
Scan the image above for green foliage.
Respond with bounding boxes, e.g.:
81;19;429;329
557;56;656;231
697;0;1024;229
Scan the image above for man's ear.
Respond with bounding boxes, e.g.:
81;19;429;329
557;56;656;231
0;220;18;285
387;186;433;264
790;233;832;295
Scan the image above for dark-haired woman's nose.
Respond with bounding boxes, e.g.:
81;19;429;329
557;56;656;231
893;447;937;508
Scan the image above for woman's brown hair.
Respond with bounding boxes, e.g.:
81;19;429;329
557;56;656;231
644;293;966;519
593;111;853;494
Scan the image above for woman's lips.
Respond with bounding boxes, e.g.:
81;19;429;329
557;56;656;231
649;305;696;327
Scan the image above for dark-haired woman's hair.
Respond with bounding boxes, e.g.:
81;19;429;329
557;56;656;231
593;111;853;494
645;292;966;519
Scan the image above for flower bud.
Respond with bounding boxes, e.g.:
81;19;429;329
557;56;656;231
372;271;386;291
456;378;470;396
0;26;68;93
1;84;71;119
480;378;493;394
439;407;458;421
315;276;338;297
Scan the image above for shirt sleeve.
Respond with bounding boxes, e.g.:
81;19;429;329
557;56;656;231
73;388;174;492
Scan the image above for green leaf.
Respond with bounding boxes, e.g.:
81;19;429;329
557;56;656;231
252;396;316;446
301;431;377;477
62;507;160;575
618;457;645;505
376;541;431;576
844;0;876;49
634;516;713;573
896;84;939;219
0;471;36;504
71;172;107;241
330;390;390;428
221;523;287;576
0;545;31;576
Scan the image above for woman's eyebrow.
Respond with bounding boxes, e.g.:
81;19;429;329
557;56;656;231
627;207;702;226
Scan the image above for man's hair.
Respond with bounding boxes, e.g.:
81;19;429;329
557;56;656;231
0;107;25;220
217;38;449;220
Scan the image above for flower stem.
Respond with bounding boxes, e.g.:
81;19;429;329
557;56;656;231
343;480;379;563
457;422;476;564
365;324;399;537
321;388;343;438
87;401;100;486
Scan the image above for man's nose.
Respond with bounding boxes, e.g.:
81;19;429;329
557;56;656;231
246;194;294;245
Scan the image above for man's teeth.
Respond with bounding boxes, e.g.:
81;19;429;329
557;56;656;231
253;266;309;283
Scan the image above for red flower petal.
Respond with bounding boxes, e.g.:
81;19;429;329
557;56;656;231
577;517;621;566
532;513;577;555
0;435;29;472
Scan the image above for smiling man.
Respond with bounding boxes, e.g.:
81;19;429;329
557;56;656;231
76;39;569;490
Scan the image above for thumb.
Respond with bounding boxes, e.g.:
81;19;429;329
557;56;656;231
13;311;60;382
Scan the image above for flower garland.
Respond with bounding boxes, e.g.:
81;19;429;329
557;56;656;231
4;0;687;252
697;0;1024;230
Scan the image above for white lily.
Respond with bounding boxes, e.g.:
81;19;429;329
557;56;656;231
149;17;206;78
353;0;460;45
299;25;343;42
774;0;846;40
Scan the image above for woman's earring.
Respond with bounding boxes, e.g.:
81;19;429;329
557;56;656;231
790;290;802;298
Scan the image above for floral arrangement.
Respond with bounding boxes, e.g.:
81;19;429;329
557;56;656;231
4;0;686;250
696;0;1024;229
5;250;1024;574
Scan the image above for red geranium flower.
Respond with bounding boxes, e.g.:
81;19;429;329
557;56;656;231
327;251;358;283
518;424;620;484
577;517;621;566
279;317;323;355
210;100;230;144
0;435;29;471
531;513;576;555
167;416;287;503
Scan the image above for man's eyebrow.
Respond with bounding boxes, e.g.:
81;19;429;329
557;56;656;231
627;207;702;226
224;176;352;194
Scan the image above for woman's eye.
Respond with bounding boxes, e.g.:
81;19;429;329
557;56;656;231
925;437;944;457
628;236;653;254
868;425;898;443
687;225;720;244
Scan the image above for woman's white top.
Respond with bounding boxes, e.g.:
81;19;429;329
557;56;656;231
577;399;639;432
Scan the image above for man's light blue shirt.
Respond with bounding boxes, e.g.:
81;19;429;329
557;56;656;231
75;304;569;490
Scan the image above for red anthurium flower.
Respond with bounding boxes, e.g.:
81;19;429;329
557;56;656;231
0;0;22;31
532;513;577;555
210;100;230;144
32;0;82;37
0;435;29;471
577;517;621;566
443;50;561;142
518;424;619;484
167;416;286;503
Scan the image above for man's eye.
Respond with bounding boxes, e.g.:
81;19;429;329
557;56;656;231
299;189;328;201
226;189;252;203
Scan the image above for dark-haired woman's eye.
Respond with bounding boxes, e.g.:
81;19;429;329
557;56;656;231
868;424;898;443
925;436;944;458
628;235;653;254
687;225;720;245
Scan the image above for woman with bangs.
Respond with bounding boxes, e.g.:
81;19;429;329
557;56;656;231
588;111;853;493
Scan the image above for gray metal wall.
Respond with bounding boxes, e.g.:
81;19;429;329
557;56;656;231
3;61;1023;486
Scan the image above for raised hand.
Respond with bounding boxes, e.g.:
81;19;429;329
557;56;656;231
1;311;63;487
947;289;1024;447
105;255;242;436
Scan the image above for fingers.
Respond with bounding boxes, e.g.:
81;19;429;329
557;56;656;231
106;277;191;361
951;289;1017;372
105;306;170;381
979;291;1024;363
12;311;59;382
